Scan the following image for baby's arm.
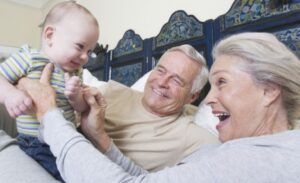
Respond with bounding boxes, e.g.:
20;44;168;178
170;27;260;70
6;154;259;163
64;73;89;112
0;75;32;118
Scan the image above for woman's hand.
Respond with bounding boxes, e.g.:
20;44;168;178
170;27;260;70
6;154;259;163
17;63;57;121
80;87;111;152
3;89;32;118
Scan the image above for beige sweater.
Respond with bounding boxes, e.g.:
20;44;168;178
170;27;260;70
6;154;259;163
99;81;219;171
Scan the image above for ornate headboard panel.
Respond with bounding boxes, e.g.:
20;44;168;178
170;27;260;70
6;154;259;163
150;10;214;68
107;30;148;86
86;0;300;90
214;0;300;58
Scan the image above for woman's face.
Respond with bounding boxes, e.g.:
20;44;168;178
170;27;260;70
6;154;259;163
205;55;267;142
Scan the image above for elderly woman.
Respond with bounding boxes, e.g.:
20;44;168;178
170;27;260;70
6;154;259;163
16;32;300;182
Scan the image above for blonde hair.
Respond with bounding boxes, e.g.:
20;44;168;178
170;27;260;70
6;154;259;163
164;44;209;94
212;32;300;127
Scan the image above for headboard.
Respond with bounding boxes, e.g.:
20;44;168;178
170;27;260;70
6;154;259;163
108;29;147;86
85;0;300;102
214;0;300;59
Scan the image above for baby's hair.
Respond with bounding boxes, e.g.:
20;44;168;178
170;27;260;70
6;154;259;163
40;1;98;29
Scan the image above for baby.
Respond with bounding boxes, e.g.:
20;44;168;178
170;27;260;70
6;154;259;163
0;1;99;181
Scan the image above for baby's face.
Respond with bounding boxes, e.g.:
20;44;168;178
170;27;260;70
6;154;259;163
45;13;99;72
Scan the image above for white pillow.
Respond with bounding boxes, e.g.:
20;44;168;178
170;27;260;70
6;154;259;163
83;69;150;90
131;71;152;92
83;69;107;88
194;102;218;136
83;69;219;135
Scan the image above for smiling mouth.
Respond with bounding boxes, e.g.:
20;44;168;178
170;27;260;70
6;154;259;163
214;112;230;131
153;88;168;98
71;61;80;66
215;112;230;121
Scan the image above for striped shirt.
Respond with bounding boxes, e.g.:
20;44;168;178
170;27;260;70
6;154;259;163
0;45;81;136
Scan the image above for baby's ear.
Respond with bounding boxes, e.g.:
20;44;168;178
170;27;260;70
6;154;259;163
43;25;55;47
263;83;281;107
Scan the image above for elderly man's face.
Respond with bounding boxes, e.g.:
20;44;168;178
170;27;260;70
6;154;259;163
205;55;268;142
142;51;200;116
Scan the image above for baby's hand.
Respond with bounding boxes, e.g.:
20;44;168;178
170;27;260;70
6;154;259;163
4;89;32;118
64;73;82;101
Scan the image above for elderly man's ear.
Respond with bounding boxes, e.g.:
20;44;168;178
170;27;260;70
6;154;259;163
263;83;281;107
189;92;200;104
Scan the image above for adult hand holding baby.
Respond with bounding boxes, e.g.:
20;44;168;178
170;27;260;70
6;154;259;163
17;63;56;121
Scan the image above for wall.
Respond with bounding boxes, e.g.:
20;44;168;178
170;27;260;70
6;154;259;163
42;0;65;17
0;0;234;50
0;1;42;48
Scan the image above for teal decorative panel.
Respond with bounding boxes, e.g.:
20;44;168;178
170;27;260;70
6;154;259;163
153;10;203;49
111;62;143;86
274;26;300;58
222;0;300;30
113;30;143;58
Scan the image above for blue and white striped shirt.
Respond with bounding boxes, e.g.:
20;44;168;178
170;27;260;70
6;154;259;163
0;45;81;136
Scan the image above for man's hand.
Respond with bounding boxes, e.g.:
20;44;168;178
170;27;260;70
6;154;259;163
80;87;111;152
17;63;57;121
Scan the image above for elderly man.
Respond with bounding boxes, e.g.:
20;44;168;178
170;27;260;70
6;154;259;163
80;44;219;170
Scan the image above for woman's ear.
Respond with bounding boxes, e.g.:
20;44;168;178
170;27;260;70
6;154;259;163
263;83;281;106
43;25;55;47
